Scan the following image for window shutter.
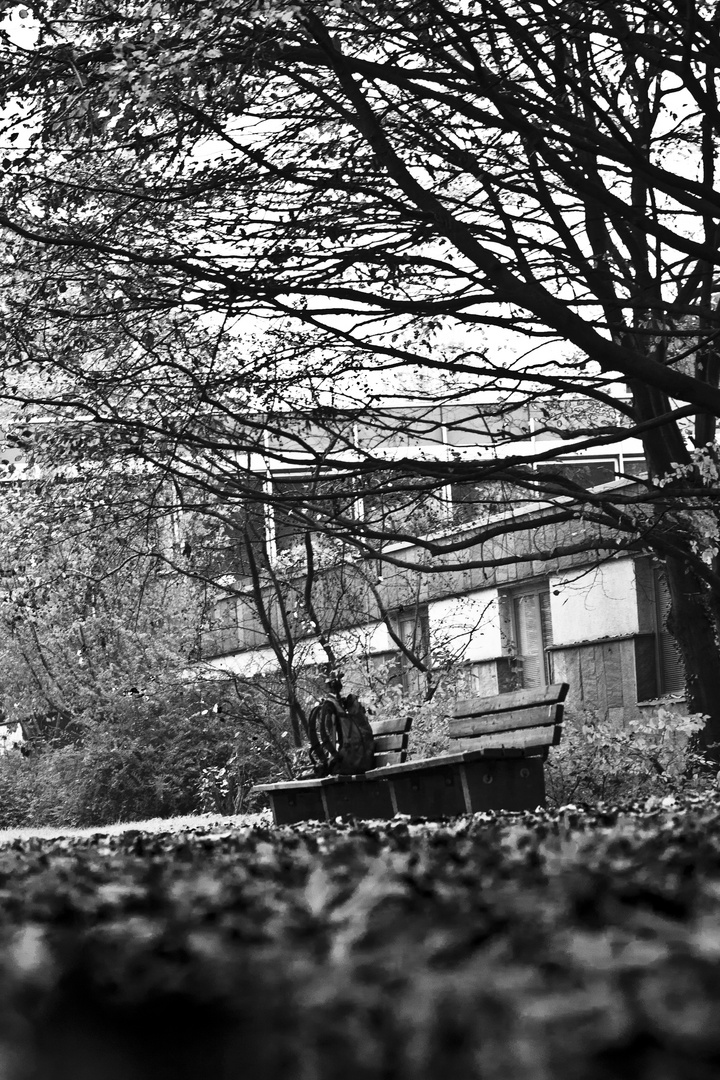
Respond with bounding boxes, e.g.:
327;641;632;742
539;590;553;648
513;592;551;688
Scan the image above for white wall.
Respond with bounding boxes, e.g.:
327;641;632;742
204;563;639;679
202;620;398;679
429;588;503;661
0;724;24;754
203;589;505;678
202;644;282;678
549;559;638;645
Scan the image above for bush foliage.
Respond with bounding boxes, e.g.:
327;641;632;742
0;684;290;829
546;707;713;806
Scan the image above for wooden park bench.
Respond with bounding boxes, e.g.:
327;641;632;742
256;714;413;826
255;683;569;825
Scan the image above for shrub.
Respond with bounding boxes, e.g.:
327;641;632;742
197;724;292;815
0;743;84;829
546;706;714;806
0;682;291;828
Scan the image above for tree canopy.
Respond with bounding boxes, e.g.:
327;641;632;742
3;0;720;740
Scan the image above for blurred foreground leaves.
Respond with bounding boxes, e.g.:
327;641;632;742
1;797;720;1078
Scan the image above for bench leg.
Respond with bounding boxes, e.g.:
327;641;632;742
460;757;546;812
268;787;327;826
322;779;395;820
388;764;466;818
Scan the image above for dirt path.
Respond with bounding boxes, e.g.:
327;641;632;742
0;811;273;843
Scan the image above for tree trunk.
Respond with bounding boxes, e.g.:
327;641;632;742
663;555;720;762
633;389;720;760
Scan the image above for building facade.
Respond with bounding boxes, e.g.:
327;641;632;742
200;456;685;725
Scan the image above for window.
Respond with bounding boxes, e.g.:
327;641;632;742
536;458;617;488
621;456;648;479
273;478;314;552
365;651;403;691
354;407;444;450
442;405;495;447
451;480;495;524
443;404;531;447
201;596;239;658
272;476;356;553
221;475;269;575
264;413;354;455
450;479;527;524
397;607;430;697
501;585;554;688
363;475;448;535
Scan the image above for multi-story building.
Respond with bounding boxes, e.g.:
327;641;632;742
200;400;684;723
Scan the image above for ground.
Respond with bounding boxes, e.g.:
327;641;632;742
0;797;718;1079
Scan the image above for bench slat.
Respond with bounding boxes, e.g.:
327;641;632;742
370;751;466;777
255;777;326;792
452;724;560;753
371;717;413;737
449;703;561;738
453;683;568;719
373;750;405;767
373;733;408;752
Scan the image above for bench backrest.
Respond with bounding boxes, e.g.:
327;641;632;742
448;683;569;756
370;715;413;768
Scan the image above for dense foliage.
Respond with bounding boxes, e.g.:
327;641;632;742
0;480;203;740
0;480;293;824
546;706;711;806
0;694;287;828
1;799;720;1078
